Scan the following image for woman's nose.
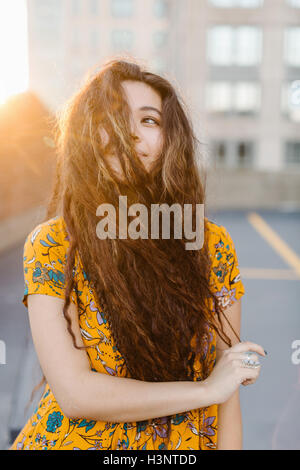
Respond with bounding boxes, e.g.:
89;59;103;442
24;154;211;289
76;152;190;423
130;132;140;142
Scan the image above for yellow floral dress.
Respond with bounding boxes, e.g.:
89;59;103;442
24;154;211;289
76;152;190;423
10;215;245;450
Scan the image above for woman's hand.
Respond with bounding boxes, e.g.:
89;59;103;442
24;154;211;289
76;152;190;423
203;341;266;405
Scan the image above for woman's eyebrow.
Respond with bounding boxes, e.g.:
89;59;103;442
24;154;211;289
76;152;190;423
139;106;162;116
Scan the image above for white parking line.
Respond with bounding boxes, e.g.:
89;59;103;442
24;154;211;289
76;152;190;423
240;267;300;281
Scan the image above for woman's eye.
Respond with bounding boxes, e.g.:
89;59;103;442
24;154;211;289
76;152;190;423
142;117;159;125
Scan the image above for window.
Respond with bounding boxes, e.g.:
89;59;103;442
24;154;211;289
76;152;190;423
111;0;134;17
206;82;232;112
33;0;62;41
153;31;168;48
236;141;254;168
211;140;255;168
233;82;261;113
207;26;262;66
206;82;260;113
211;140;228;166
235;27;262;66
284;27;300;67
207;26;232;65
90;0;99;14
209;0;263;6
286;0;300;7
281;80;300;122
153;0;169;17
72;0;81;15
34;0;61;18
111;30;134;51
285;142;300;166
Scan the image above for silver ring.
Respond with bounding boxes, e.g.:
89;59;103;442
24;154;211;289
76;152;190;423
241;351;260;368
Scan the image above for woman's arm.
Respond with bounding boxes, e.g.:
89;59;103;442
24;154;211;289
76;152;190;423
217;389;242;450
215;298;243;450
28;294;215;423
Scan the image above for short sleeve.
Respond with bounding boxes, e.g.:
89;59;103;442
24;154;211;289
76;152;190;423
210;224;245;309
22;219;78;308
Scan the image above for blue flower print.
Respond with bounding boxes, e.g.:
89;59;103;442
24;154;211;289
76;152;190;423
77;419;96;432
46;411;63;433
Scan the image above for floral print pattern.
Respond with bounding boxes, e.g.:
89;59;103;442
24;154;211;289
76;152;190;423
46;412;64;433
10;216;245;450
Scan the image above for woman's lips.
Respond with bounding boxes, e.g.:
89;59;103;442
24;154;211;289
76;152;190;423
137;153;148;158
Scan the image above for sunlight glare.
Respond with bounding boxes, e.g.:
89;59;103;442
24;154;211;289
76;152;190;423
0;0;28;104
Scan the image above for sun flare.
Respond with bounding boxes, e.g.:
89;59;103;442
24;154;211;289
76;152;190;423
0;0;28;104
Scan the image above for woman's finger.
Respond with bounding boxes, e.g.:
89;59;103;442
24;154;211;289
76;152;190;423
228;351;260;364
230;341;266;358
241;378;255;386
240;363;261;383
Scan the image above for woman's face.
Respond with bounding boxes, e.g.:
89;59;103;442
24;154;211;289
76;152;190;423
102;80;164;178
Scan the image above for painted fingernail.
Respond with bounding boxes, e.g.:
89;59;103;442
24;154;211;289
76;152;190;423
264;350;268;355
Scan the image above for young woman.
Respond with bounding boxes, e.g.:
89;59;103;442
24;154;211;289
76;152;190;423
11;59;265;451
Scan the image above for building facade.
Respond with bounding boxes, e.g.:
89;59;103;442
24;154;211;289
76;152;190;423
26;0;300;171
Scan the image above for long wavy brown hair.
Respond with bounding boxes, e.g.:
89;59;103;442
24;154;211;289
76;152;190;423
30;57;240;449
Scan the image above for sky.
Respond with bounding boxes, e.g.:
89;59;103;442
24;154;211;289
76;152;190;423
0;0;28;104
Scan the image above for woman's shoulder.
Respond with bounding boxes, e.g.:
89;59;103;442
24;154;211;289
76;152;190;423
23;215;71;275
205;217;245;306
25;215;69;249
22;215;80;308
205;217;240;273
205;218;232;252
